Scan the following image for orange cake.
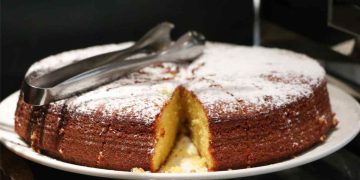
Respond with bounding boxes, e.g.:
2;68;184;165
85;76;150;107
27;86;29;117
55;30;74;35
15;42;337;172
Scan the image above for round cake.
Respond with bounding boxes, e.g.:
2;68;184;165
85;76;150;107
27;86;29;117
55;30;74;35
15;42;337;172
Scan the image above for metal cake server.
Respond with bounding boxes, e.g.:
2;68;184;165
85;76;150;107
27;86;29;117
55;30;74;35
22;23;206;106
27;22;175;88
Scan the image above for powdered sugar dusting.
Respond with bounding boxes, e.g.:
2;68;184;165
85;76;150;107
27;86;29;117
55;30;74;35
26;42;326;124
186;43;325;112
67;80;179;125
26;42;134;76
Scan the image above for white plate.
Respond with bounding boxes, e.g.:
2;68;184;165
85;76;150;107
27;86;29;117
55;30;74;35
1;84;360;179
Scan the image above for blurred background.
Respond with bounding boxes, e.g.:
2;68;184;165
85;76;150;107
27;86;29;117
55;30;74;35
1;0;360;179
1;0;255;99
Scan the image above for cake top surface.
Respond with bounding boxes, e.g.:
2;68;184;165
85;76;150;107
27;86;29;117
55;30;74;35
26;42;325;125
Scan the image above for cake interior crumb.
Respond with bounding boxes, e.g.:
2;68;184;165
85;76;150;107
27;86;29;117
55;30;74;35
159;134;208;173
131;167;145;173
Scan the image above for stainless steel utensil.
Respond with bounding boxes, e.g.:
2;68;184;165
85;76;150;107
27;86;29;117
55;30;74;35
27;22;175;88
22;23;206;106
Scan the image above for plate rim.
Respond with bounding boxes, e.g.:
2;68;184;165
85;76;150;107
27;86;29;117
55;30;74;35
1;84;360;179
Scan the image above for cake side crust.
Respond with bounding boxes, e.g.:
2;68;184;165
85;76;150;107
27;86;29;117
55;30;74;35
207;80;336;170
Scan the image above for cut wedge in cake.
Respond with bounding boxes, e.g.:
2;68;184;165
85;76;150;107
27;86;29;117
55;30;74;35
152;88;215;171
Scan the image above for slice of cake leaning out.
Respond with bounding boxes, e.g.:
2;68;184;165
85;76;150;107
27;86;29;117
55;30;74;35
15;42;337;172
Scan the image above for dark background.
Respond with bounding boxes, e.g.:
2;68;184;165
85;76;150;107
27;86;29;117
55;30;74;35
1;0;255;99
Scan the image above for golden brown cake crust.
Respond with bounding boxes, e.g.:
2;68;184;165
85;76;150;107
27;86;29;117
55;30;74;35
206;80;336;170
16;93;157;171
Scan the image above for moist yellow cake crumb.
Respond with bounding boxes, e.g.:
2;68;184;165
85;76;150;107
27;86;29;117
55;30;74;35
160;135;208;173
131;167;145;173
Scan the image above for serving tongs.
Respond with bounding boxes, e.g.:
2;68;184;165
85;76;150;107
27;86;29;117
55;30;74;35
22;22;206;106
